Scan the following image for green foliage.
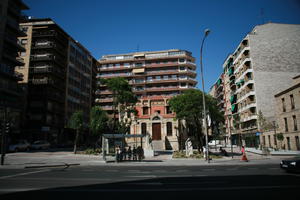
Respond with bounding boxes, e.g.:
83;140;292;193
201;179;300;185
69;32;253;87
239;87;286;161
90;106;108;135
168;89;224;151
68;110;84;130
105;77;137;133
276;132;284;141
83;148;102;155
257;110;274;131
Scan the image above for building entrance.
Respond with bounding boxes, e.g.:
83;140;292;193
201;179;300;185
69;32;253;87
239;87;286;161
152;123;161;140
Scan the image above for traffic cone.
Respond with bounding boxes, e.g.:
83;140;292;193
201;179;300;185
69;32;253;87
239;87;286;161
241;153;248;162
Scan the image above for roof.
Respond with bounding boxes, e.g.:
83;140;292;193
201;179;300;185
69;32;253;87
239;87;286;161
274;83;300;97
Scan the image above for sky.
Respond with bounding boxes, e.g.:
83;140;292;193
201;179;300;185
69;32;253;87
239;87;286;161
23;0;300;91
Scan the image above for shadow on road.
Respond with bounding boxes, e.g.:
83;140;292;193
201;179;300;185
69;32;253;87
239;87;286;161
1;174;299;200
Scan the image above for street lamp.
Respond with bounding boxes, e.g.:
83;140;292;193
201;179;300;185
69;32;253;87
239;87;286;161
200;29;210;163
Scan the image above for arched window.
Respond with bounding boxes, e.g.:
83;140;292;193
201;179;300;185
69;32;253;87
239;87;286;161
141;123;147;135
167;122;172;136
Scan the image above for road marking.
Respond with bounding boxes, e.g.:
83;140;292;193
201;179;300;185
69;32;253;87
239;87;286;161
0;169;50;180
125;175;157;178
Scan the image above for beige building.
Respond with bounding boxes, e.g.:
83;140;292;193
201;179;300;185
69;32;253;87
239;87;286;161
273;75;300;151
211;23;300;147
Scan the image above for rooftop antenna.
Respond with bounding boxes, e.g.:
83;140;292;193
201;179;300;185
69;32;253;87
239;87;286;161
260;8;265;24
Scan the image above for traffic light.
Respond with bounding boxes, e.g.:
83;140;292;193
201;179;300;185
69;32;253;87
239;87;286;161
5;122;10;134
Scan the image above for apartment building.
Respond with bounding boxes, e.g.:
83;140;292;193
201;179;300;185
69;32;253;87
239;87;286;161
273;75;300;151
97;49;197;150
212;23;300;147
0;0;28;135
16;18;96;144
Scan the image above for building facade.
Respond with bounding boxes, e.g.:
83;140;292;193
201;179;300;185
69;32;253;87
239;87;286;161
96;49;197;150
211;23;300;147
0;0;28;136
16;18;96;144
273;75;300;151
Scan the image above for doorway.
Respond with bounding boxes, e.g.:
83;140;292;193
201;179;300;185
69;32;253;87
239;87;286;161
152;123;161;140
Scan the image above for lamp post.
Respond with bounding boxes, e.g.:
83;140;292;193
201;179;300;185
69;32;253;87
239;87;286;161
200;29;210;163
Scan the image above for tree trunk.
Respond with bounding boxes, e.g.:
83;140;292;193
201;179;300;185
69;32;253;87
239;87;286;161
73;129;79;154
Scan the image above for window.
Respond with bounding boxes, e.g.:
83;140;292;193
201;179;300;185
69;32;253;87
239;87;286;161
166;106;172;114
290;94;295;109
141;123;147;135
268;135;271;147
284;118;288;132
282;98;286;112
179;58;185;63
143;107;149;115
296;136;300;150
167;122;172;136
287;137;291;150
293;115;297;131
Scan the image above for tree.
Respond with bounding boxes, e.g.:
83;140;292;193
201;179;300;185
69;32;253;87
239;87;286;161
257;110;273;132
169;89;223;152
89;106;108;148
68;111;84;154
104;77;137;133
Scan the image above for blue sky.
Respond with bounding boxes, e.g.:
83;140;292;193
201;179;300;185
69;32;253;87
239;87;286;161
23;0;300;91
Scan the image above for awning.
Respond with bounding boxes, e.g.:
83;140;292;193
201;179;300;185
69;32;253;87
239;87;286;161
231;104;236;112
230;95;236;103
132;68;145;73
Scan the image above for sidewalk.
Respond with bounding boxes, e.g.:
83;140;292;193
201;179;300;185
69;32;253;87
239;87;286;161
0;148;294;169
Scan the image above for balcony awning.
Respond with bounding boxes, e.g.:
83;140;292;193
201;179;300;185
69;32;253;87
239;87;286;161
132;68;145;73
230;95;236;103
231;104;236;112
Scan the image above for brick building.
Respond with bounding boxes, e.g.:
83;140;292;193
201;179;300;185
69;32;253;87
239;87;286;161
96;49;197;150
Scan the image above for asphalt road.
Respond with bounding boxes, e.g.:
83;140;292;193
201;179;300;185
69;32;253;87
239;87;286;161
0;164;299;199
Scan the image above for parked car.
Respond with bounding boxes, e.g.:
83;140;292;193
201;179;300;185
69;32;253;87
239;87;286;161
31;140;50;150
280;158;300;173
8;140;31;152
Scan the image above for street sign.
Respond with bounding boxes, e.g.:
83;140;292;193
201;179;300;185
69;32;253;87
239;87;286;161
256;132;261;136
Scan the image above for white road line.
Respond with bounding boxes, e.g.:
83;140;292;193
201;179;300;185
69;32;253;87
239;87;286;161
0;169;50;180
125;175;157;178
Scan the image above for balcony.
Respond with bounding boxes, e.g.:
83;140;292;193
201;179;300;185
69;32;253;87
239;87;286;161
102;106;113;111
31;77;50;84
32;30;57;37
240;114;257;123
32;41;56;49
30;54;54;61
